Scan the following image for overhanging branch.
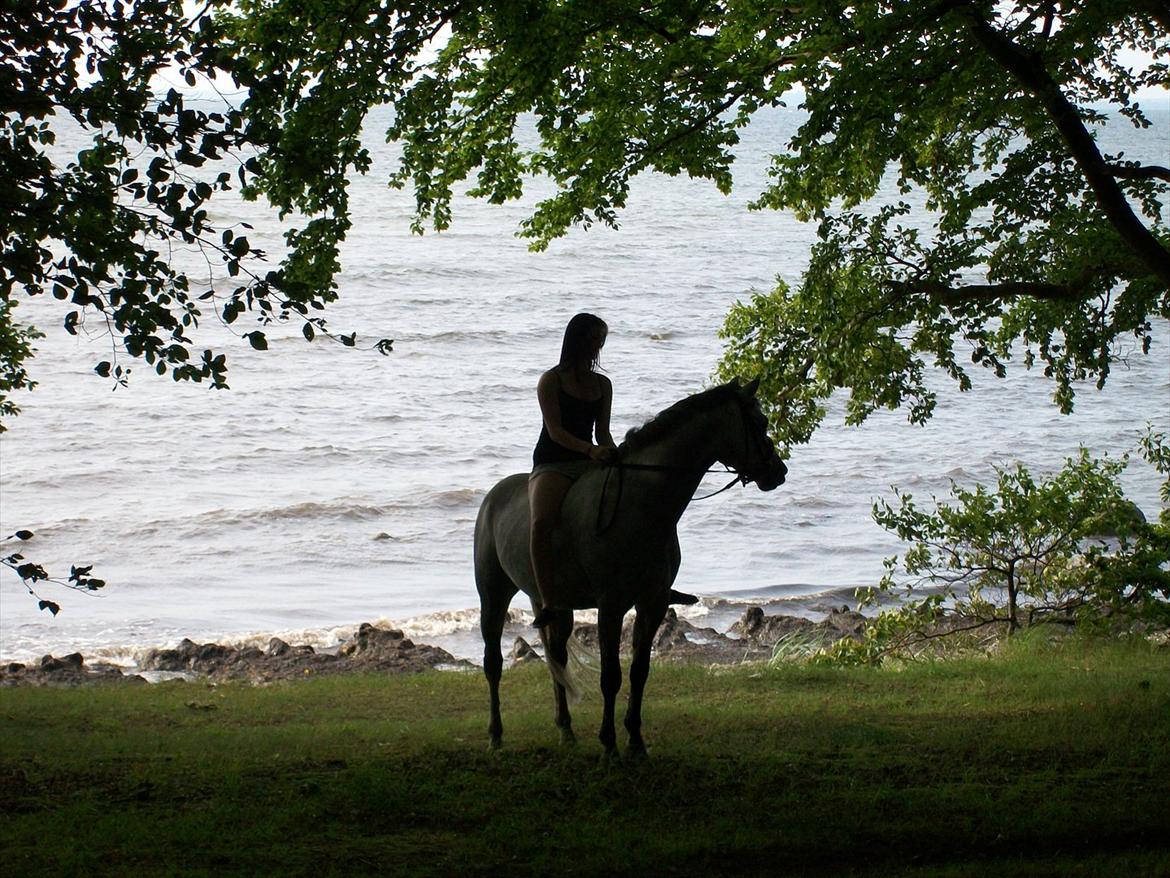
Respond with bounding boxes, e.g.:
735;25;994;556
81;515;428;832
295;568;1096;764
891;279;1093;304
959;5;1170;289
1108;163;1170;183
635;52;802;171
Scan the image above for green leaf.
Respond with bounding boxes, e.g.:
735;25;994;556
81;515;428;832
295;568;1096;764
16;562;47;581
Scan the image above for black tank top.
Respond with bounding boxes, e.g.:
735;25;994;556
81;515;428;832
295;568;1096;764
532;372;603;466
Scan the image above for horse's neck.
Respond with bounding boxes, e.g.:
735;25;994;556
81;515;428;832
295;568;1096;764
624;404;727;518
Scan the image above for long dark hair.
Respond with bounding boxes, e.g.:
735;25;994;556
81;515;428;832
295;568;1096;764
558;312;607;372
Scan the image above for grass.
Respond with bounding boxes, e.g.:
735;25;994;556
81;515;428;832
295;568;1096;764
1;634;1168;877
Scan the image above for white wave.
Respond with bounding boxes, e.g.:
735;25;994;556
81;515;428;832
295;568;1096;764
419;487;486;508
112;491;488;538
396;608;481;638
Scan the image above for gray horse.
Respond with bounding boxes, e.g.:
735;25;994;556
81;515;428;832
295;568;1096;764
474;378;787;756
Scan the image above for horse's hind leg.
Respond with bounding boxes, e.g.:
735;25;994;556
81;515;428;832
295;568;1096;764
539;609;576;745
625;596;668;758
477;552;517;750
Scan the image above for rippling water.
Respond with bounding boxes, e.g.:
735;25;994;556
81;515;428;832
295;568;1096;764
1;104;1167;663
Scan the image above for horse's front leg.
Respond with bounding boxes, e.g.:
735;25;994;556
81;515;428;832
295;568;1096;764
625;596;668;758
596;604;625;758
539;608;577;745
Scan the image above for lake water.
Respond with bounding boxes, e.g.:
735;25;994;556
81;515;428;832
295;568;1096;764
1;103;1167;665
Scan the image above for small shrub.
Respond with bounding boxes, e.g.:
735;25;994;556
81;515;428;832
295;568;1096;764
817;430;1170;665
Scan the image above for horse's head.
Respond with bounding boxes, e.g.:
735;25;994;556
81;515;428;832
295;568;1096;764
726;378;787;492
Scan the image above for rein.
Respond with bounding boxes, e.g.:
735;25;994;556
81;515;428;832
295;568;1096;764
612;461;746;498
595;461;746;536
593;393;777;536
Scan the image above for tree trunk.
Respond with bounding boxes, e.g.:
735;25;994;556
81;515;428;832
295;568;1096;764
1006;566;1019;634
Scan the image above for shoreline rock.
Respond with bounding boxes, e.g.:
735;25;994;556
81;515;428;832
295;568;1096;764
1;653;147;688
0;622;472;688
139;622;471;683
565;605;868;664
0;608;863;687
729;604;867;646
11;604;1153;687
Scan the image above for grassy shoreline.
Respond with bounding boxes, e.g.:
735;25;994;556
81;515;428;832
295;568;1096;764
2;635;1167;877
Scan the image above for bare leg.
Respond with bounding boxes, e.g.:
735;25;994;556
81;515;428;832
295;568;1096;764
625;596;668;758
528;471;573;628
596;603;624;757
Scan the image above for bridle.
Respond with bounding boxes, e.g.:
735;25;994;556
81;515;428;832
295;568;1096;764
595;398;777;535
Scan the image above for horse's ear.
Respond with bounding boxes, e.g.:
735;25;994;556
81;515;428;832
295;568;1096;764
744;377;760;396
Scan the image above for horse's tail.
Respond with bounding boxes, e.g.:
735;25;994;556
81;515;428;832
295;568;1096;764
556;632;603;707
550;635;600;705
546;651;579;704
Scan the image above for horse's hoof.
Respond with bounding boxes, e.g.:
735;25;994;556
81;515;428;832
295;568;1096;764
487;736;502;752
625;742;648;761
559;728;577;747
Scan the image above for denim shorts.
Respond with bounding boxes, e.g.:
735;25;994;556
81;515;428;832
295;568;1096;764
529;460;593;482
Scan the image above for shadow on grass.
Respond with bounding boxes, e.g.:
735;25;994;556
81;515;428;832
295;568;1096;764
1;640;1168;876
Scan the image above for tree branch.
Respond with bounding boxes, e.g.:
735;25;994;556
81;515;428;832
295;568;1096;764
918;615;1009;640
891;279;1094;304
635;52;802;171
959;5;1170;289
1107;163;1170;183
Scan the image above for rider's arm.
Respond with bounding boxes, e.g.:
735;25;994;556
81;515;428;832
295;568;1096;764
595;375;615;449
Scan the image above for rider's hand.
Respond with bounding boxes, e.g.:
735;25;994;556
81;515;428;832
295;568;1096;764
591;444;619;463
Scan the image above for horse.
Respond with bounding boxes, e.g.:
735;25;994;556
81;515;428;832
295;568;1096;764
473;377;788;757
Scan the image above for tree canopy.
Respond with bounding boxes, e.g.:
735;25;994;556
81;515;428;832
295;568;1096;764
0;0;388;425
2;0;1167;447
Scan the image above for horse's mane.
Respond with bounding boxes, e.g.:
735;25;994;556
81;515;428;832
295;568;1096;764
620;382;741;453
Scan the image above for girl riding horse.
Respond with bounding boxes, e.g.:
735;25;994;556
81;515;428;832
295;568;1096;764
528;313;619;629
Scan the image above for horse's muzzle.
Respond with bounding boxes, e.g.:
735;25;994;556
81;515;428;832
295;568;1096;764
751;457;788;491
